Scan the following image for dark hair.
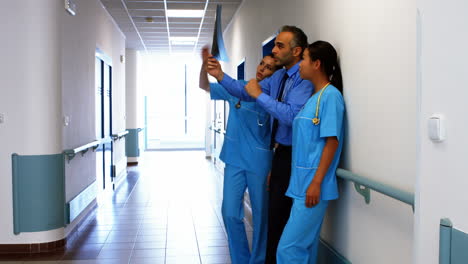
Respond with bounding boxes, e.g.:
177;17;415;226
307;41;343;93
264;53;281;71
280;25;308;57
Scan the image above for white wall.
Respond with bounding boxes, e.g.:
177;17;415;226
62;0;126;201
0;0;63;244
126;49;139;130
414;0;468;263
125;49;140;163
220;0;416;263
0;0;126;244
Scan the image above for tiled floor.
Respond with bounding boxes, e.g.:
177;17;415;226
1;151;251;264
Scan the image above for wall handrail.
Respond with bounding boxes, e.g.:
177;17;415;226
112;130;129;140
336;168;414;209
63;140;100;162
99;137;113;145
63;137;112;162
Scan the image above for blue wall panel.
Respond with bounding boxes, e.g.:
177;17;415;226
12;153;66;234
125;129;140;157
439;218;468;264
451;228;468;264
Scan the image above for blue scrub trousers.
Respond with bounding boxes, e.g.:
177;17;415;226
276;199;329;264
222;164;269;264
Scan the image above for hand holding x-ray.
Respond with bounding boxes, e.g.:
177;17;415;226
206;57;224;82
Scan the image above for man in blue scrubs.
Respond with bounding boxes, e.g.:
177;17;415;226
206;25;313;264
199;47;279;264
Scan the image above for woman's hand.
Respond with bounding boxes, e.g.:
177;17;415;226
305;182;321;208
201;46;210;62
206;57;224;81
245;79;262;98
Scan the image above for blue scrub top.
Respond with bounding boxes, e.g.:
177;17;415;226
286;85;345;201
210;83;273;175
219;63;314;146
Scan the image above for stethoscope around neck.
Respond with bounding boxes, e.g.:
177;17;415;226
235;100;267;127
312;82;331;125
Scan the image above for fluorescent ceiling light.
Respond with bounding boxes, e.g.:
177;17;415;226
171;41;196;45
166;9;204;18
170;37;197;42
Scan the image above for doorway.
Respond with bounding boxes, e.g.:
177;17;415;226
140;53;206;150
95;51;113;191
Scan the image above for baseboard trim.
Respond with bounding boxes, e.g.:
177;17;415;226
113;158;128;190
0;238;66;254
66;181;97;224
113;167;128;190
127;156;139;163
64;202;98;245
318;238;352;264
0;202;98;254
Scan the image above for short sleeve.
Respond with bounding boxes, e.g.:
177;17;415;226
319;90;345;141
210;83;234;101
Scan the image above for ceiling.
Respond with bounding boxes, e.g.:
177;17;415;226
100;0;243;54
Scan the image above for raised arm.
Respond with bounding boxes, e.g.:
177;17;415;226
206;57;257;102
246;79;313;126
199;46;210;92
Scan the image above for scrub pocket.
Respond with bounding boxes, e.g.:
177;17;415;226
289;166;318;197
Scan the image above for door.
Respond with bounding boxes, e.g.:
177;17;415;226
95;54;113;191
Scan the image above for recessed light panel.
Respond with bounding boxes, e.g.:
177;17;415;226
166;9;204;18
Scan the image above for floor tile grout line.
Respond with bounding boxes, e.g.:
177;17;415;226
164;201;169;264
193;157;228;264
191;205;204;264
210;165;229;239
119;170;143;214
126;167;150;264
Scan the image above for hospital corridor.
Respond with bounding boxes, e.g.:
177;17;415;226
0;151;236;263
1;0;468;264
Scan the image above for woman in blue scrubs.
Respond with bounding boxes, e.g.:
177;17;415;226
199;47;279;264
276;41;344;264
